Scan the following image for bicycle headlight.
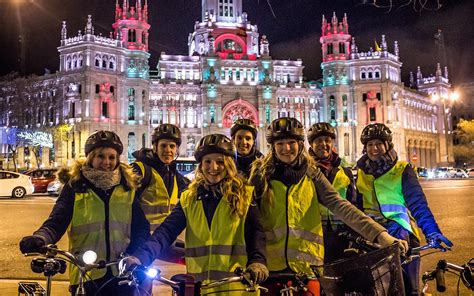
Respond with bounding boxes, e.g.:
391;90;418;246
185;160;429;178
145;268;158;278
82;250;97;265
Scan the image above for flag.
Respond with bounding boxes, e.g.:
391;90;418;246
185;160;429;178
374;40;381;51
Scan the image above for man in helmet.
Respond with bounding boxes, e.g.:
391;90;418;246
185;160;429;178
230;118;263;177
357;123;453;295
307;122;356;263
132;124;190;263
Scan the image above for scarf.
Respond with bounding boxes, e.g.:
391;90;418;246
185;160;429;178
236;148;263;177
81;166;121;191
309;148;341;177
273;157;308;186
358;149;398;178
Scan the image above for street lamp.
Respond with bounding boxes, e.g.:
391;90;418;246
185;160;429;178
431;91;459;165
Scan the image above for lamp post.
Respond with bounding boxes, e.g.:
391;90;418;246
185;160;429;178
431;91;459;165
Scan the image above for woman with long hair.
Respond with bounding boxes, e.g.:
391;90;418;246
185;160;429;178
250;117;406;295
19;130;150;295
122;134;268;295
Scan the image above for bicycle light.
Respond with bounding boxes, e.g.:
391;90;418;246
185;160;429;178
145;268;158;278
82;250;98;265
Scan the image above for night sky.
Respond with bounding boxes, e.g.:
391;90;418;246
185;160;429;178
0;0;472;85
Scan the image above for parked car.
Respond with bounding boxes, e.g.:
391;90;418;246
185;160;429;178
47;179;63;196
433;167;451;178
452;168;468;178
0;170;34;198
467;168;474;178
24;168;58;193
416;167;429;178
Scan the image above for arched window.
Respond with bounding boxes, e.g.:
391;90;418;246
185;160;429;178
66;56;72;70
327;43;333;55
128;97;135;120
128;29;136;42
95;55;101;67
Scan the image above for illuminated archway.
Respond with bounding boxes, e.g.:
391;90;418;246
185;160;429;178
222;99;258;128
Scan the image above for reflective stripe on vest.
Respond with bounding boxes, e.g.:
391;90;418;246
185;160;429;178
181;186;255;295
357;161;414;234
319;166;351;223
260;177;324;274
68;186;133;285
136;162;178;231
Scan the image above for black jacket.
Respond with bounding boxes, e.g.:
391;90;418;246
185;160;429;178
132;184;267;267
34;169;150;257
235;149;263;178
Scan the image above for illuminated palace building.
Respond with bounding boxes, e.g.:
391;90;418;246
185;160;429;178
0;0;453;169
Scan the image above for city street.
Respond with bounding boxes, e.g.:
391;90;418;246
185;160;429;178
0;179;473;295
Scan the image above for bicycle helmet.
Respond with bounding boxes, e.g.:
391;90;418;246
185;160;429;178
360;123;393;146
194;134;236;162
307;122;336;143
230;118;258;139
85;130;123;156
151;124;182;146
265;117;305;144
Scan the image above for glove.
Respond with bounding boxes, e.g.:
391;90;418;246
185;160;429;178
245;262;269;284
19;235;46;254
376;231;409;255
118;256;142;276
427;233;453;248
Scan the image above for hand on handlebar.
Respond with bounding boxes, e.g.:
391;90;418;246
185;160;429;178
427;233;453;249
245;262;269;284
19;235;47;254
118;256;143;276
376;231;409;255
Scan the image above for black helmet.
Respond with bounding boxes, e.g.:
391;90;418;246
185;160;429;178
360;123;393;146
230;118;258;139
307;122;336;143
151;124;182;146
266;117;305;144
85;130;123;156
194;134;236;162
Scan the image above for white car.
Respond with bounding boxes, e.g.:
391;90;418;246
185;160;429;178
0;170;34;198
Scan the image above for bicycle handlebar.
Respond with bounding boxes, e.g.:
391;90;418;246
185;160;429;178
422;258;474;292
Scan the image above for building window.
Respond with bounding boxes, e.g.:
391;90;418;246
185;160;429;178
342;95;348;122
375;71;380;79
344;133;350;156
368;72;373;79
329;95;336;122
339;43;345;54
95;84;100;94
327;43;333;55
369;107;376;121
219;0;233;17
128;102;135;120
70;102;75;118
128;29;136;42
102;101;108;118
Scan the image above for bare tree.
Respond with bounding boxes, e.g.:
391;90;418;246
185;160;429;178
360;0;443;12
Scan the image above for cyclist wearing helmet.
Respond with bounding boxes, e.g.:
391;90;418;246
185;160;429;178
356;123;453;295
230;118;263;177
132;123;190;232
122;134;268;293
307;122;356;263
250;117;406;295
20;130;150;295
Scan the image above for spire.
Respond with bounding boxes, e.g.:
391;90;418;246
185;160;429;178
331;12;338;33
351;37;357;53
416;66;422;80
260;35;270;57
394;41;399;57
122;0;128;19
85;15;94;35
436;63;442;77
322;15;327;35
381;35;387;51
61;21;67;40
409;71;415;88
342;13;348;33
444;66;448;79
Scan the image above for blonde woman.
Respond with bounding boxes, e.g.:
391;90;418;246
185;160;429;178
122;134;268;294
20;130;150;295
250;117;407;295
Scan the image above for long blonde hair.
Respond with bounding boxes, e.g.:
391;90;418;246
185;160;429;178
187;155;250;218
249;141;317;208
67;147;138;190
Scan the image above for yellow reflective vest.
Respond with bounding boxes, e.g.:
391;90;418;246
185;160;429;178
68;186;134;285
181;186;256;296
319;166;351;224
357;161;415;234
135;162;178;231
260;177;324;274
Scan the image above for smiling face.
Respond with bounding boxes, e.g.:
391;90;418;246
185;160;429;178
274;138;300;164
366;139;387;161
311;135;334;159
153;139;178;164
201;153;227;184
91;147;119;171
233;129;254;156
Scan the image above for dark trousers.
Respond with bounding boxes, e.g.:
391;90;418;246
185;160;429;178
322;224;351;263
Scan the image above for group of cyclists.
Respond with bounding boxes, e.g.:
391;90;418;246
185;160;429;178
19;116;452;295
